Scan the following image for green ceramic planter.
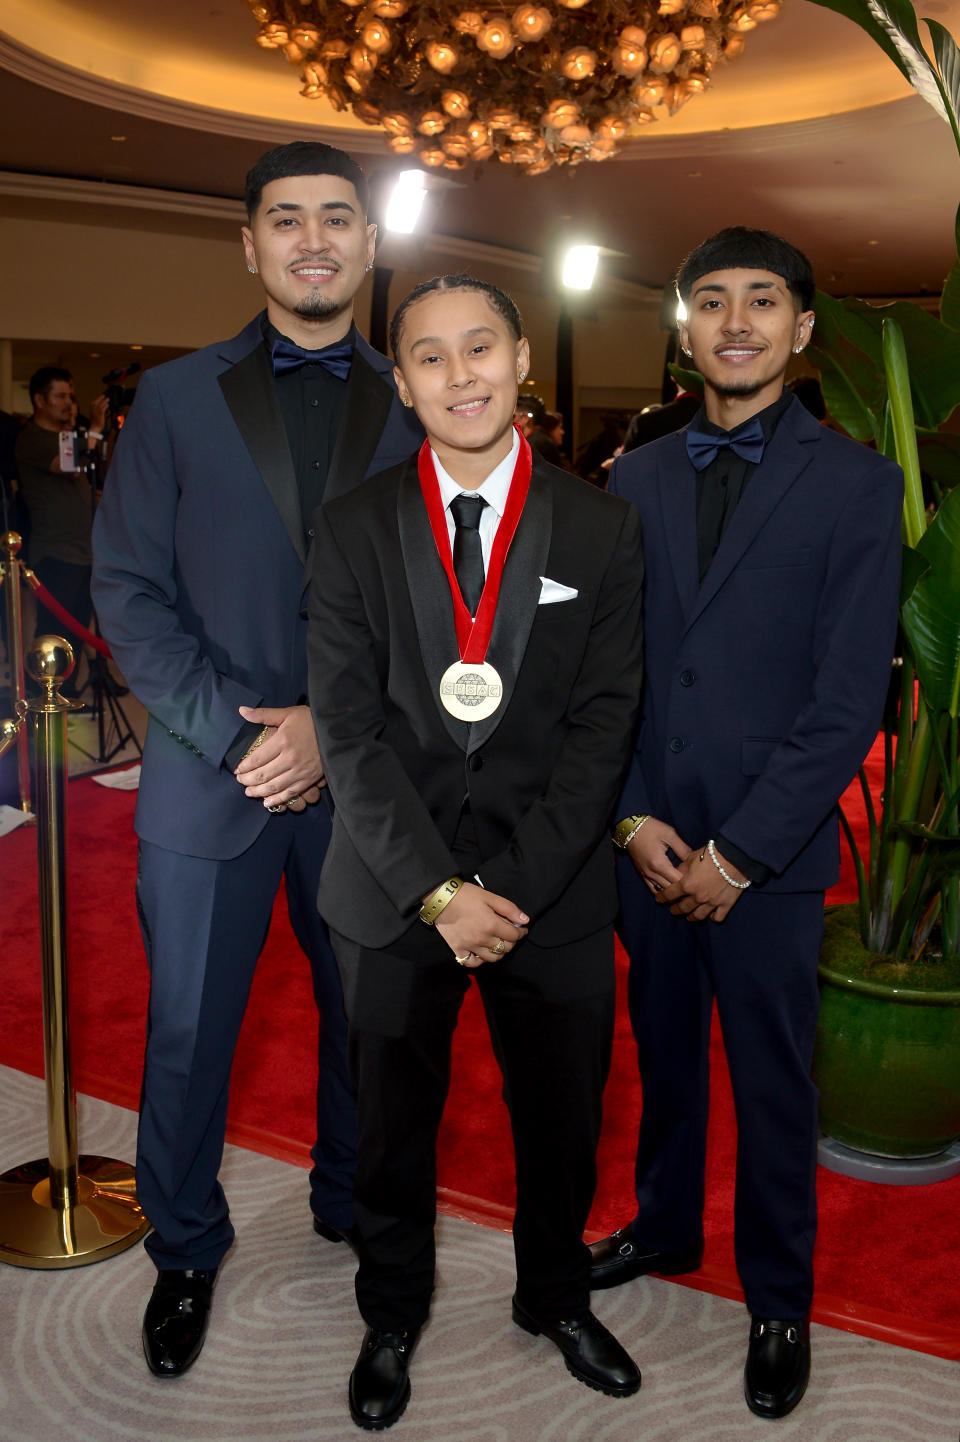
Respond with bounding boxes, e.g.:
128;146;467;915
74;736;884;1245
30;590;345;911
813;907;960;1158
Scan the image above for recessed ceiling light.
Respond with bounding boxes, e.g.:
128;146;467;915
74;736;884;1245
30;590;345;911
109;135;127;143
687;171;702;178
130;344;143;351
867;239;879;246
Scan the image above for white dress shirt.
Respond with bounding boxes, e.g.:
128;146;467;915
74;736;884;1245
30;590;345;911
432;429;520;591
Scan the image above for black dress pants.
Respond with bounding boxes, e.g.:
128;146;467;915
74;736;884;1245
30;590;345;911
332;918;615;1332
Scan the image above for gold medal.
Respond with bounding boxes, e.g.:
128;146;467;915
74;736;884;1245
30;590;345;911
439;660;503;721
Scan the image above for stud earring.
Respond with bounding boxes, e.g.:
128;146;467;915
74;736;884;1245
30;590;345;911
518;370;527;382
400;395;412;408
247;265;257;275
365;263;374;273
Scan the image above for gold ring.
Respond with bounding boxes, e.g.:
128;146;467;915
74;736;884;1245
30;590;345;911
454;953;471;966
268;803;286;814
492;938;505;954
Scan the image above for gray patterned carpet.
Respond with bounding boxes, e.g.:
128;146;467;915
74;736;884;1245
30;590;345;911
1;1065;957;1442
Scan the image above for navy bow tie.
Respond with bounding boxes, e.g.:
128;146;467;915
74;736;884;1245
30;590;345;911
271;336;354;380
684;415;765;472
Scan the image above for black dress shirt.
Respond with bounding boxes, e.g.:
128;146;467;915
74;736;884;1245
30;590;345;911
224;320;354;771
689;390;793;885
264;318;352;533
692;390;792;584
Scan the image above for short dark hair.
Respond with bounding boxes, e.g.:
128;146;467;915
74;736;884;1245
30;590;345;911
29;366;72;404
390;274;524;359
676;227;815;312
244;141;369;219
518;394;547;426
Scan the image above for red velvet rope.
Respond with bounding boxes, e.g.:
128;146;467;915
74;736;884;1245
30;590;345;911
25;570;112;657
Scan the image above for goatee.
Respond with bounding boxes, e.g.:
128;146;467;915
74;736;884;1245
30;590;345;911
712;379;764;399
294;295;338;320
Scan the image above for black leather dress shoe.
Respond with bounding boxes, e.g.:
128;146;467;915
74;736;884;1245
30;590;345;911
589;1226;704;1290
511;1295;641;1397
312;1215;357;1249
349;1327;418;1430
744;1315;810;1418
142;1268;218;1378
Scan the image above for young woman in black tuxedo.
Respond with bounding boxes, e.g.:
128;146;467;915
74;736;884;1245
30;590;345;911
308;276;645;1430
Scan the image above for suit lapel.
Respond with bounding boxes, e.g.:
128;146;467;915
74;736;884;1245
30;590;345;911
218;329;305;564
468;460;553;754
325;335;394;503
686;398;820;629
397;460;470;750
659;435;700;621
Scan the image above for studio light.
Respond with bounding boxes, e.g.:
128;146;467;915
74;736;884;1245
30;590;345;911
562;245;600;292
385;169;428;233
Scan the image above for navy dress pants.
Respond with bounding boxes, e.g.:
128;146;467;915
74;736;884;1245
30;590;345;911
617;858;823;1318
136;802;355;1270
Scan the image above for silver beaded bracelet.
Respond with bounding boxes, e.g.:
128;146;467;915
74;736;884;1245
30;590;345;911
707;838;751;890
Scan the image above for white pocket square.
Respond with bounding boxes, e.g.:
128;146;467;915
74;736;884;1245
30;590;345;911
538;576;579;605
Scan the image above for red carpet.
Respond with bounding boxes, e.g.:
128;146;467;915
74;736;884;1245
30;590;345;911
2;749;959;1360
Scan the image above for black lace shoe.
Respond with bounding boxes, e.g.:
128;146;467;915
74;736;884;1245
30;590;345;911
348;1326;418;1430
312;1216;358;1249
511;1295;641;1397
141;1268;218;1378
589;1226;704;1290
744;1315;811;1418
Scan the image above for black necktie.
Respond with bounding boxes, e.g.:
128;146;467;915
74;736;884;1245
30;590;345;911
684;414;765;472
450;494;487;615
271;337;354;379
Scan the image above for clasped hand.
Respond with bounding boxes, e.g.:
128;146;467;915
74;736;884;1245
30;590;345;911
626;818;747;923
233;704;325;812
433;882;529;968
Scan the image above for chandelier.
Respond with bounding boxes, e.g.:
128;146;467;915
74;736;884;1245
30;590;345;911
248;0;784;174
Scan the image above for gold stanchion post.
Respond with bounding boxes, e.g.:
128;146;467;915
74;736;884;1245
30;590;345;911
0;636;151;1268
1;531;32;812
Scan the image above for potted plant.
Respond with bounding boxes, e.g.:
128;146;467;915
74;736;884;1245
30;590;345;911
802;0;960;1167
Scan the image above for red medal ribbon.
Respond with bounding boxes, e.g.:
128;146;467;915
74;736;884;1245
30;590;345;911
417;426;532;663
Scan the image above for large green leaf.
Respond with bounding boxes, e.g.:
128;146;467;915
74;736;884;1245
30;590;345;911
806;292;884;441
918;430;960;491
925;19;960;157
901;483;960;715
807;0;950;120
834;298;960;430
666;362;703;397
940;259;960;331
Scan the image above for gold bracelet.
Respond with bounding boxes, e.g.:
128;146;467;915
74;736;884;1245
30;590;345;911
613;814;649;850
419;875;465;926
241;725;271;762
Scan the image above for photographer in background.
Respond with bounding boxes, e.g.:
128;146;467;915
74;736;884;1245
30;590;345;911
15;366;108;699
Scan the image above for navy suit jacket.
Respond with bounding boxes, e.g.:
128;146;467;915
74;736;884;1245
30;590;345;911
92;312;423;860
608;394;903;892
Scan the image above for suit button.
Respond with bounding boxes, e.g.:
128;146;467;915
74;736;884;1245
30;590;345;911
669;737;685;753
468;754;483;772
679;669;696;687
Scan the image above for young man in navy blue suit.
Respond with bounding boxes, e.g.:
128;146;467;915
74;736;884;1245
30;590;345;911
592;228;903;1418
92;142;422;1378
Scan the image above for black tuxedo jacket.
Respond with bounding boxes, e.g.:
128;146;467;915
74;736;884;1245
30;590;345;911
307;452;644;948
92;312;423;859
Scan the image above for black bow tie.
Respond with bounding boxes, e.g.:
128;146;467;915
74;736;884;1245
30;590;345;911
685;415;765;472
271;336;354;380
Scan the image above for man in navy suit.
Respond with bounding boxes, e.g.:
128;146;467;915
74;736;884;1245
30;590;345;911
590;228;902;1418
92;141;422;1378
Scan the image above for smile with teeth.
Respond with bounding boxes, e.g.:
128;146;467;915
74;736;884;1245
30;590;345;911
715;345;764;361
448;396;490;415
291;265;339;281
